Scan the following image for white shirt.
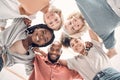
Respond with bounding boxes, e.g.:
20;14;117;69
0;0;36;19
0;18;34;75
107;0;120;17
67;40;111;80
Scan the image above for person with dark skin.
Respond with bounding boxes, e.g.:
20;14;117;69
0;18;55;75
29;41;83;80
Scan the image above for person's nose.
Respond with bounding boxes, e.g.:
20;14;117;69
52;50;57;54
40;35;44;39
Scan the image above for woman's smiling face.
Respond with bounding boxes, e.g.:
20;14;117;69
31;28;52;46
70;38;85;53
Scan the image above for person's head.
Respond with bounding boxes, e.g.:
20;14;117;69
61;33;85;54
47;41;62;63
43;6;63;31
70;38;85;53
26;24;55;47
63;12;89;37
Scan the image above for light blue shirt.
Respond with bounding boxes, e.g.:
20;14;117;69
75;0;120;49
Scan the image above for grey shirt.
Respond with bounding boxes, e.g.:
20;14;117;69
0;0;36;27
0;18;34;75
67;40;111;80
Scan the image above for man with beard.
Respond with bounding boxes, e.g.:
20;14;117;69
29;41;83;80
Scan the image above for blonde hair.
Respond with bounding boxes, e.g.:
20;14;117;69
64;12;89;38
43;6;64;30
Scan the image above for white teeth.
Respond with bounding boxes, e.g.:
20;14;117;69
36;36;39;41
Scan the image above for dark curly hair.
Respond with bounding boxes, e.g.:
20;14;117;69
26;24;55;47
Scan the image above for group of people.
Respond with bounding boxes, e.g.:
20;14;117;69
0;0;120;80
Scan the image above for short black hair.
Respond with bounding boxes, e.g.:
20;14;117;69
26;24;55;47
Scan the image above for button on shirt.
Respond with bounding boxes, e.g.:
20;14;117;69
29;54;83;80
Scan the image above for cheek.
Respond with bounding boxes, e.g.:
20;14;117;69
38;40;46;45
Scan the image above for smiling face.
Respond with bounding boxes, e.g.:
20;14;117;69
48;41;62;63
70;38;85;53
31;28;52;46
44;11;62;30
64;17;84;35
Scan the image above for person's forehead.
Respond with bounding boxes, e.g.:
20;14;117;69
51;42;61;47
39;28;51;33
71;38;79;42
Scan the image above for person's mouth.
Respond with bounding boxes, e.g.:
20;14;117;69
51;55;57;59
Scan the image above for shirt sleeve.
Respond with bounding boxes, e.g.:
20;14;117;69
70;70;84;80
66;57;77;70
0;18;27;47
0;19;7;27
103;31;116;49
25;63;34;75
91;39;103;48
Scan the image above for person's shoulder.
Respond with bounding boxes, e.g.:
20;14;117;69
91;39;103;47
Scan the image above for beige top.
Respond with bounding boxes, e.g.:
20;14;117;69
18;0;49;14
67;40;111;80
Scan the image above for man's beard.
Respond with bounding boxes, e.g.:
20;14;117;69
48;53;60;63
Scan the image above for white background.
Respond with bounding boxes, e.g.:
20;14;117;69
0;0;120;80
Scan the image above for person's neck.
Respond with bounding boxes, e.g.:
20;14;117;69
22;36;32;50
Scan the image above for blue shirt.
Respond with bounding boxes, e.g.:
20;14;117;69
75;0;120;49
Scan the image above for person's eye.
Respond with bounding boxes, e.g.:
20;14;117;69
56;49;60;52
55;18;58;22
72;27;75;31
74;19;77;22
42;30;46;35
75;39;78;43
44;36;49;43
47;16;50;19
51;48;54;51
69;22;72;25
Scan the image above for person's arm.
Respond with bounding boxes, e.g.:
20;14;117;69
23;18;32;27
19;5;31;16
18;0;49;14
59;59;67;66
89;29;117;58
88;29;100;42
107;48;117;58
70;70;84;80
32;47;47;57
